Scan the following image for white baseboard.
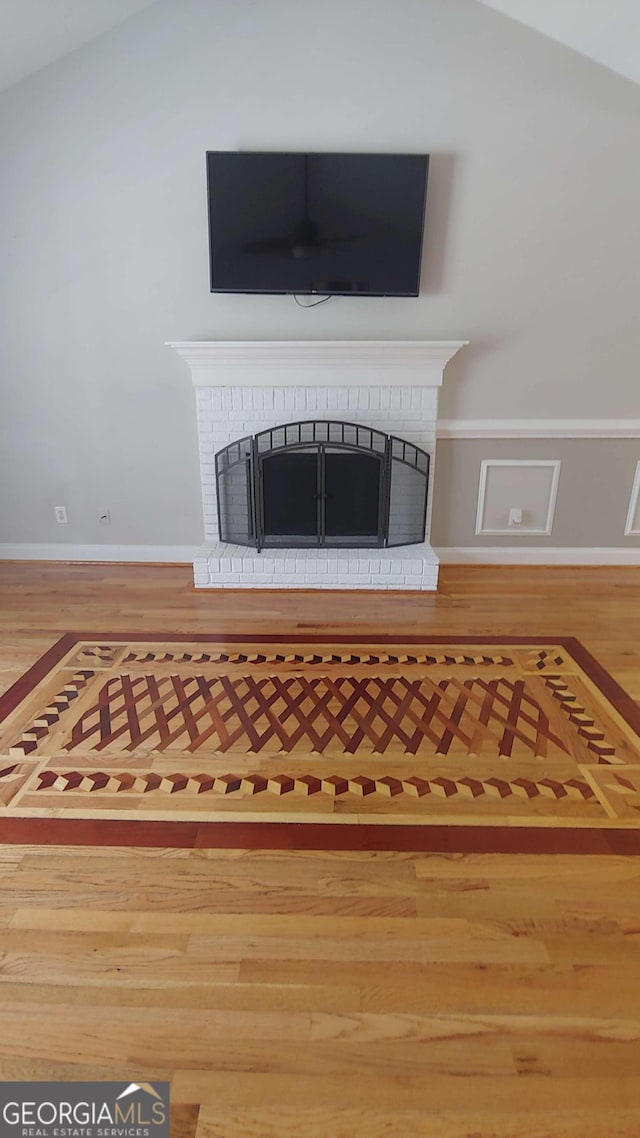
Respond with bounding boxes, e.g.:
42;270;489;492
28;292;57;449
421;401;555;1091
435;546;640;565
0;544;202;563
2;543;639;568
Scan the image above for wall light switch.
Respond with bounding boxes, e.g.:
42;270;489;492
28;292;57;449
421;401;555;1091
508;507;522;527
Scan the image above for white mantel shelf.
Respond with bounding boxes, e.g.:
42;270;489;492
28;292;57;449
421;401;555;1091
167;340;467;387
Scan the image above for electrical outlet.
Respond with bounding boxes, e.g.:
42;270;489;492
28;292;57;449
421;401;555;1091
508;507;522;527
54;505;68;524
99;510;111;526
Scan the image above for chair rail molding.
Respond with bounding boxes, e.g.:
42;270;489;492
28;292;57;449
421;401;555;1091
437;419;640;439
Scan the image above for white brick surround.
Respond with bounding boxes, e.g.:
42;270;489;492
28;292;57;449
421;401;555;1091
168;341;467;590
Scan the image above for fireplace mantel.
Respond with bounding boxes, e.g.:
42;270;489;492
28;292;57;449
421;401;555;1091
167;340;467;387
167;338;468;590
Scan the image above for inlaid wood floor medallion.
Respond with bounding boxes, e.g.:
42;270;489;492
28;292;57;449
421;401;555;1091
1;633;640;852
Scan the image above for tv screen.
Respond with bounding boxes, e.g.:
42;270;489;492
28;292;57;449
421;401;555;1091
206;152;429;297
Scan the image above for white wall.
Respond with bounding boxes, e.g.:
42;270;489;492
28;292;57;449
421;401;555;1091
1;0;639;547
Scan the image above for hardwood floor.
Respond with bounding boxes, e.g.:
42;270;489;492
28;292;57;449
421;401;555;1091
1;562;640;1136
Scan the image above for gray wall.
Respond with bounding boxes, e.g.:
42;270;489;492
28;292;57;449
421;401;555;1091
1;0;639;548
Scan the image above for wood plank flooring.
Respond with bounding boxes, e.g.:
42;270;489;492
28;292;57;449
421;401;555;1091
1;563;640;1136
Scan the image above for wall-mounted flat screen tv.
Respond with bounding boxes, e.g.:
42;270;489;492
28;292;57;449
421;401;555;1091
206;151;429;297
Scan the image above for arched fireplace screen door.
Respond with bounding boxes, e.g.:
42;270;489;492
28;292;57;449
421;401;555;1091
215;420;430;551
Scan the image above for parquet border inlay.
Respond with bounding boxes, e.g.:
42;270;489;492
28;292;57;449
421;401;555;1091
1;632;639;852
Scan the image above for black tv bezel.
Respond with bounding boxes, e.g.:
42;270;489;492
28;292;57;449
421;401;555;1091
205;150;430;298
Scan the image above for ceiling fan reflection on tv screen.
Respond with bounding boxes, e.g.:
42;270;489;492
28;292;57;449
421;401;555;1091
241;156;362;262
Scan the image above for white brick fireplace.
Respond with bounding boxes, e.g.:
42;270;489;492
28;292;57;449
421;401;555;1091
168;340;466;590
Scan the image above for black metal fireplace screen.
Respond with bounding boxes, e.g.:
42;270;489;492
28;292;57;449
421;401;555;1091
215;420;430;551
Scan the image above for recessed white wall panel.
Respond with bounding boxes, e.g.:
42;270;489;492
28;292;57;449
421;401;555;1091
475;460;560;535
624;461;640;537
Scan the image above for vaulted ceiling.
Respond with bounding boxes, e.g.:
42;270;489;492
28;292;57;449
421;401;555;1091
0;0;638;96
476;0;640;85
0;0;158;93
